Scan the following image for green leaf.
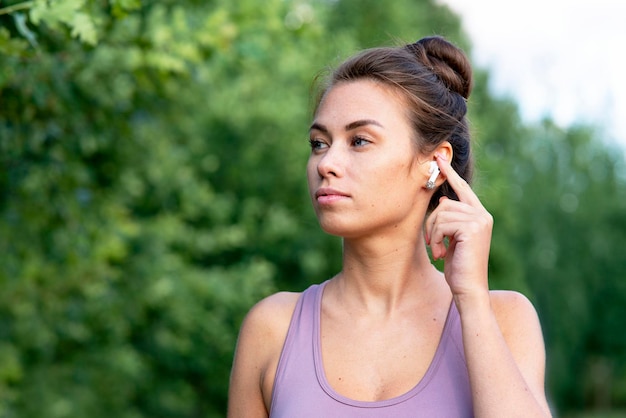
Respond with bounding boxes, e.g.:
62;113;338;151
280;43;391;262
110;0;141;18
29;0;98;45
0;27;30;56
68;11;97;45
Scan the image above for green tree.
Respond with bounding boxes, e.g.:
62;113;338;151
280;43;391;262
506;122;626;411
470;60;626;410
1;0;320;415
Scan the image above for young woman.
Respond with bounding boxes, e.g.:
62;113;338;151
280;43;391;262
228;36;552;417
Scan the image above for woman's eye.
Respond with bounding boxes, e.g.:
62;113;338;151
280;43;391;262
309;138;327;150
352;136;370;147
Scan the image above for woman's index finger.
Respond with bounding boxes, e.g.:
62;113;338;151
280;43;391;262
436;154;479;205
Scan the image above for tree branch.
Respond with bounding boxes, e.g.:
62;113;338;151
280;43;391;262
0;1;34;16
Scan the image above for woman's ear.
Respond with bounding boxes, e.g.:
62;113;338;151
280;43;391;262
434;141;453;162
425;142;453;189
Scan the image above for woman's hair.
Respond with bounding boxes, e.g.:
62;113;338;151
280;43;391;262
314;36;473;211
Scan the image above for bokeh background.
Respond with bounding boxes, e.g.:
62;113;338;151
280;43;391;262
443;0;626;148
1;0;625;417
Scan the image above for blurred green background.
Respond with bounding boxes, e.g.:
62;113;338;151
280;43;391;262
1;0;625;416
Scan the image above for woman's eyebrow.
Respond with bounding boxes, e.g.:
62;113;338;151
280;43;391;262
310;119;383;133
309;122;328;133
345;119;383;131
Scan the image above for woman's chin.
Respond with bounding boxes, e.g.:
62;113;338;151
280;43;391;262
318;220;366;239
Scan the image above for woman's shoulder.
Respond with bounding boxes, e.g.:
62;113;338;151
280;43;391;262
489;290;539;319
488;289;544;344
229;291;304;416
241;291;302;345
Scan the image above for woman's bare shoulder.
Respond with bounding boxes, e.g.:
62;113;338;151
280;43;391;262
489;290;541;328
235;290;303;370
228;291;302;417
242;291;302;341
488;290;545;356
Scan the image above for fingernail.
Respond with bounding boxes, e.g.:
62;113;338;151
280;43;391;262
436;153;448;162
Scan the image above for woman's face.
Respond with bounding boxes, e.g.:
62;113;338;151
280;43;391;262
307;79;428;239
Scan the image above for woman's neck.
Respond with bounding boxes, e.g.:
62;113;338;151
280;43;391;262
329;233;444;316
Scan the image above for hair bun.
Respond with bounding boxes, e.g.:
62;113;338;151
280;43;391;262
409;36;473;99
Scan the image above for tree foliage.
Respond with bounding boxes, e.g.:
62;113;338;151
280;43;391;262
1;0;625;416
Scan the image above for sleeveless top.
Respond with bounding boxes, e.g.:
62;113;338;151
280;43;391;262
269;281;474;417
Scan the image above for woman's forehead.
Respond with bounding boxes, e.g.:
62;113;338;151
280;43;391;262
315;80;409;125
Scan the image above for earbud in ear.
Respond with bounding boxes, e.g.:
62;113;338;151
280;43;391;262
426;161;440;190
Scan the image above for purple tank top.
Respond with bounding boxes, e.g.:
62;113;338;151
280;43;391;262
270;281;474;417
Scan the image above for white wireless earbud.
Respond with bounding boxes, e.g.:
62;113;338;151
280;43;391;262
426;161;440;190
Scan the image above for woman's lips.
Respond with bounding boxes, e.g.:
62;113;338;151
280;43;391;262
315;187;350;204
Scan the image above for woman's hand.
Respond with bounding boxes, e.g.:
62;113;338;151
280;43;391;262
426;155;552;418
424;154;493;300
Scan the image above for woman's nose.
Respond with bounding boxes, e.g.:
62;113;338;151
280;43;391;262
316;144;344;178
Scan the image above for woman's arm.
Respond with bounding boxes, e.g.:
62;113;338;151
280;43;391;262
426;153;551;417
227;292;299;418
457;289;552;417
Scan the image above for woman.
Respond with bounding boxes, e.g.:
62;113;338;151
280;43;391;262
228;36;552;417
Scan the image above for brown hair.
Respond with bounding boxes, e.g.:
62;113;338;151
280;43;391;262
314;36;474;211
